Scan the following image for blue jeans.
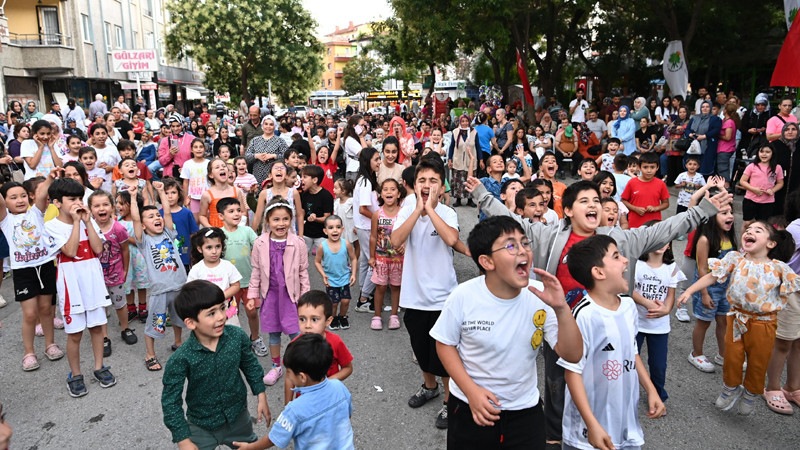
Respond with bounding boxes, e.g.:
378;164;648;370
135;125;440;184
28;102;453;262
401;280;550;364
660;152;668;176
636;332;669;401
147;160;163;180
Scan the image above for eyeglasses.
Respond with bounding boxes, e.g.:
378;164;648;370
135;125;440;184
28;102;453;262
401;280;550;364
491;239;532;256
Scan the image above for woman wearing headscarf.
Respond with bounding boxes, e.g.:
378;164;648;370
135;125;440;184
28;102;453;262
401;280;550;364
448;114;479;207
539;111;557;135
610;105;637;155
664;106;691;185
575;122;601;161
388;116;415;167
738;93;770;157
23;101;43;123
158;114;194;179
630;97;650;122
771;122;799;215
684;100;722;176
245;115;287;190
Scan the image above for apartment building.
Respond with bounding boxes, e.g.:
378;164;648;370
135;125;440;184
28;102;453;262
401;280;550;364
0;0;205;115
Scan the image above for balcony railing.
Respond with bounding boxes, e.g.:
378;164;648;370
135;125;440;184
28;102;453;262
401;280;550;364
8;32;73;47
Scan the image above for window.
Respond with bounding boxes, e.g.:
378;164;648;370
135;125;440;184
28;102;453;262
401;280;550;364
327;48;331;56
133;31;139;47
328;79;332;87
321;80;325;88
114;26;123;48
145;32;154;48
327;63;332;70
144;0;153;17
82;14;92;43
104;22;112;52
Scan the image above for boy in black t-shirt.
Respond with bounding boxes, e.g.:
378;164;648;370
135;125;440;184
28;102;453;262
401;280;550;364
300;165;334;257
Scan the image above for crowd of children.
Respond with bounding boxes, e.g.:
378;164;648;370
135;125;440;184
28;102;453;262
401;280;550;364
3;107;800;450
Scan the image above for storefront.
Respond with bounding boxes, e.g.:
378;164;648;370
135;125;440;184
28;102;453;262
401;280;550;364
365;90;422;109
156;65;206;114
310;90;345;110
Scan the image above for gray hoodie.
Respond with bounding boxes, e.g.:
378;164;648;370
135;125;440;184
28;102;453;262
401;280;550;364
471;183;719;294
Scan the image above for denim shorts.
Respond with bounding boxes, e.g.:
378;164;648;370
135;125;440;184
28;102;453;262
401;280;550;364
691;269;731;321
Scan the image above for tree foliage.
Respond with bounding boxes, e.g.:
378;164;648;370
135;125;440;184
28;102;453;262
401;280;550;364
342;55;384;99
164;0;323;104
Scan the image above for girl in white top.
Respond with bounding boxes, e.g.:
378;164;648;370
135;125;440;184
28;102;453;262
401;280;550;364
632;237;686;402
655;97;674;127
344;115;368;181
87;124;119;192
21;120;64;180
252;160;303;236
187;227;243;326
353;147;381;307
180;138;210;221
334;178;358;255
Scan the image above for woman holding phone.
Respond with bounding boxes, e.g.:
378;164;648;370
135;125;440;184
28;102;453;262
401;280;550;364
157;115;193;179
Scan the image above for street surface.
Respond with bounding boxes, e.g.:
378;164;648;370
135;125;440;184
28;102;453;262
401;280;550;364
0;183;796;449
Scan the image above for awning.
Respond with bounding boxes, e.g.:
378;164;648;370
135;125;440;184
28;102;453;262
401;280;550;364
185;87;204;100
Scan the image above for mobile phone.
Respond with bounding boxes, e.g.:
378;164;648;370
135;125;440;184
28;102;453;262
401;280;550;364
355;125;363;135
170;138;178;148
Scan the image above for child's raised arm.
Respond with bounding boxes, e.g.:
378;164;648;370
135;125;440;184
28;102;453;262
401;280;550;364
129;185;144;243
677;271;719;307
423;184;459;248
154;181;173;231
34;168;59;214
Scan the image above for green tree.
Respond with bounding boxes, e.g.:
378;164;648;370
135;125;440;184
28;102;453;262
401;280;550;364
342;55;384;104
164;0;323;104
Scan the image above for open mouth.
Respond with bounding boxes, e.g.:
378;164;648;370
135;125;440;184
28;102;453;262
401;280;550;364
532;213;542;222
96;211;109;221
545;164;556;176
743;235;756;245
607;215;616;226
601;187;612;196
515;260;529;278
723;219;734;229
586;210;598;224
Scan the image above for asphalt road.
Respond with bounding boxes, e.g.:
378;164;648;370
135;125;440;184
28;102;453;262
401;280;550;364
0;180;797;450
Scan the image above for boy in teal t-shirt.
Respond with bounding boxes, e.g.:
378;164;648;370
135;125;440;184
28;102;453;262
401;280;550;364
217;197;265;356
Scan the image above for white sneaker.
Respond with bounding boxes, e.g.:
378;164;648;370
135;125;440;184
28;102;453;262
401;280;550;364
714;354;724;366
0;295;6;308
715;385;743;411
675;307;690;322
688;353;715;373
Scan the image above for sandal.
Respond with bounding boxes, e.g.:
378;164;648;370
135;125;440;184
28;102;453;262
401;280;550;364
171;343;181;351
145;357;162;371
763;390;793;415
783;388;800;407
370;316;383;330
388;315;401;330
45;344;64;361
22;353;40;371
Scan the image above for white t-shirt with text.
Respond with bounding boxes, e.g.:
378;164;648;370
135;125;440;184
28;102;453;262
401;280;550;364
634;260;686;334
430;276;558;410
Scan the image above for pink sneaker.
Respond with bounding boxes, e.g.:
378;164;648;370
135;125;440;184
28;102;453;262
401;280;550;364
388;315;401;330
35;324;44;336
263;366;283;386
53;317;65;329
371;316;383;330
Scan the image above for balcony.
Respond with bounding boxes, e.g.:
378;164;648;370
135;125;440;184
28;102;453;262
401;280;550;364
8;32;73;47
334;70;343;78
334;56;352;62
4;32;76;72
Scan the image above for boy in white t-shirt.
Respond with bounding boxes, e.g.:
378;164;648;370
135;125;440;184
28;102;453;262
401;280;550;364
672;155;705;214
430;216;582;447
44;178;115;397
391;156;460;429
559;235;665;450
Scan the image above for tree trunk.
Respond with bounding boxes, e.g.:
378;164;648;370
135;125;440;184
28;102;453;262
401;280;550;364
427;62;436;100
241;65;250;104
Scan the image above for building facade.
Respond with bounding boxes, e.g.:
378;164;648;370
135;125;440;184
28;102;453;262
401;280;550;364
0;0;205;116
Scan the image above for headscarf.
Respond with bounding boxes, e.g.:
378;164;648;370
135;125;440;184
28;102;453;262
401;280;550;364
690;100;713;153
780;122;799;151
23;101;40;122
578;122;592;144
633;97;647;113
613;105;632;132
261;114;276;127
754;93;770;113
388;116;414;166
456;114;472;146
41;113;62;134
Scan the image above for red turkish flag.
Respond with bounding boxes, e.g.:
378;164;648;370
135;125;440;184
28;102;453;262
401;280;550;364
771;12;800;87
516;49;535;105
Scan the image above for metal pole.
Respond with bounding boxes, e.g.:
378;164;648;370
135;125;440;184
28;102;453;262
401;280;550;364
268;80;272;105
136;72;142;100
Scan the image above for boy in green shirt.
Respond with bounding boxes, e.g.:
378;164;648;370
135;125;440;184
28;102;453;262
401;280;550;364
161;280;269;449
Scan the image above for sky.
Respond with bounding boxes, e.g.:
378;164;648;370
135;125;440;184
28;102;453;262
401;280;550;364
301;0;393;36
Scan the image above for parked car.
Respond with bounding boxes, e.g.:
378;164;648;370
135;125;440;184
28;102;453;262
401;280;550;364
368;106;387;115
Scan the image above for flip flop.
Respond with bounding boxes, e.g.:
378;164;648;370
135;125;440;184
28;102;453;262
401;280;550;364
763;390;793;415
783;388;800;407
145;357;162;371
171;343;181;351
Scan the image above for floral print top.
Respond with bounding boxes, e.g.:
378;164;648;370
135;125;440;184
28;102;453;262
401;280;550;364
711;251;800;341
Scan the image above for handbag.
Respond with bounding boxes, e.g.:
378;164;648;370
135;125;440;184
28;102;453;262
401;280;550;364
9;162;23;183
674;136;693;152
686;140;702;155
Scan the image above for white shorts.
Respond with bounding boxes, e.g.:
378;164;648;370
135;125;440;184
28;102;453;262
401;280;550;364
107;284;127;310
64;307;108;334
